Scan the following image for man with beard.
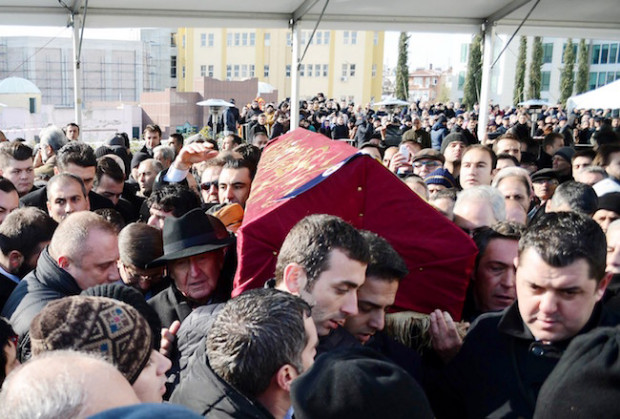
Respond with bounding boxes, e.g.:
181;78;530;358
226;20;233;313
0;208;56;311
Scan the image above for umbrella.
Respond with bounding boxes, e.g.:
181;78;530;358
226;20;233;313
196;98;234;107
233;128;477;320
373;98;410;107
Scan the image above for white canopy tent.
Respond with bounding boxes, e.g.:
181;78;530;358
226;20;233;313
2;0;620;138
566;79;620;111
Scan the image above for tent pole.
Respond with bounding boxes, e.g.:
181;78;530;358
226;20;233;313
71;13;83;128
290;20;301;130
478;22;494;143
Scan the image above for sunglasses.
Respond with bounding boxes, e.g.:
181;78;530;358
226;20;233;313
200;180;219;190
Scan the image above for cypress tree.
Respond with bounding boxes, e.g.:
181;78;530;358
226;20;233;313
528;36;543;99
513;36;527;105
575;39;590;94
395;32;410;100
463;34;482;110
559;39;575;106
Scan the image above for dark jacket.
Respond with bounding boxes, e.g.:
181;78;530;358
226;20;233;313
148;282;194;328
431;123;449;150
366;330;422;381
425;301;620;419
169;344;275;418
316;325;360;357
0;271;18;313
1;247;82;337
20;186;114;214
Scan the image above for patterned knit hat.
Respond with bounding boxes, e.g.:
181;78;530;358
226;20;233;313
30;296;153;384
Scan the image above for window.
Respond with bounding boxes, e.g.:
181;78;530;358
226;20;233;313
250;33;255;46
263;65;269;77
226;65;232;79
342;64;348;78
542;43;553;64
200;65;206;77
324;31;330;44
372;64;377;77
286;64;291;77
208;33;214;47
208;65;214;77
458;71;465;90
301;32;307;46
316;31;322;45
598;72;606;87
249;65;255;77
308;31;314;45
29;97;36;114
170;56;177;78
307;64;313;77
170;33;177;47
592;44;601;64
588;72;597;90
234;65;240;78
343;31;349;45
241;65;248;78
460;44;468;63
234;33;240;46
601;44;609;64
242;33;248;46
286;33;292;46
607;72;615;84
315;64;320;77
351;31;357;45
322;64;328;77
300;64;305;77
182;65;185;78
350;64;356;77
264;33;271;46
201;33;206;47
182;35;186;48
610;44;618;64
541;71;551;91
373;32;379;46
227;33;232;46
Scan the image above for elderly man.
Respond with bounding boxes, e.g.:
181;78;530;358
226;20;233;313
137;159;163;198
453;186;506;235
33;125;67;180
147;208;235;327
426;212;618;418
170;289;317;419
2;212;120;336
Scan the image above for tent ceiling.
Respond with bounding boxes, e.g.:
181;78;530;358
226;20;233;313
2;0;620;39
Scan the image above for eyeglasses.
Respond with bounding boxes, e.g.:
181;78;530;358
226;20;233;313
200;180;219;190
413;161;441;169
121;263;164;285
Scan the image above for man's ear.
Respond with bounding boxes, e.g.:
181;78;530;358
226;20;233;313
282;263;307;295
53;165;59;175
7;250;24;272
595;272;613;301
274;364;298;392
57;255;70;269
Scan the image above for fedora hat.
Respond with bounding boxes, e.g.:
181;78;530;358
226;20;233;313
146;208;233;267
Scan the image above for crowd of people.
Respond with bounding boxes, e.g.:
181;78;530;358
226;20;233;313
0;92;620;418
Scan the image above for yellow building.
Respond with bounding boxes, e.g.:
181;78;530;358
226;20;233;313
175;28;383;105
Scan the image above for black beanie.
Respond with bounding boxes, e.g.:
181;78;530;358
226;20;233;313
534;325;620;418
291;347;434;419
440;132;467;154
597;192;620;214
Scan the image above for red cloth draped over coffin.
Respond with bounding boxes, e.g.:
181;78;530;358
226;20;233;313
232;128;477;320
